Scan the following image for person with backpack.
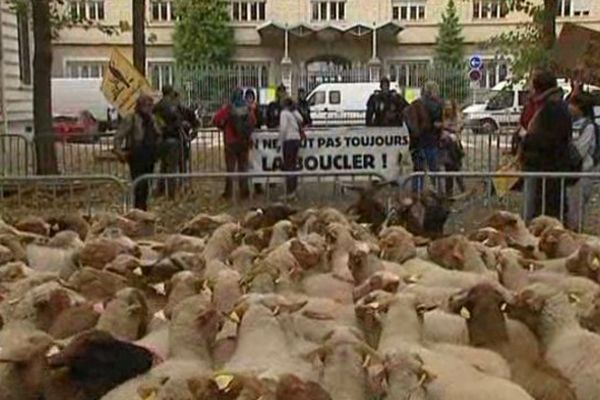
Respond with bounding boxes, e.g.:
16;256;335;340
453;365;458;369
266;84;288;129
567;92;599;230
213;88;256;200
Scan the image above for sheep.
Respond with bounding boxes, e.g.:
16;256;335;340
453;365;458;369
164;270;206;319
48;302;101;340
538;228;584;259
528;216;564;237
468;227;508;248
229;245;259;274
242;204;298;230
14;216;50;237
77;231;140;270
306;327;372;400
485;211;538;254
378;225;416;264
88;212;154;239
46;214;90;240
96;288;149;341
508;283;600;400
179;212;235;237
211;267;243;313
449;283;577;400
161;234;205;256
268;220;296;249
202;223;243;262
427;235;488;273
66;267;130;303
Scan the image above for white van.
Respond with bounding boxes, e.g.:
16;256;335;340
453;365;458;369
463;79;600;134
307;82;400;126
52;78;116;131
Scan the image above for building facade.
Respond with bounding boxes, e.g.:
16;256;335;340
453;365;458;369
52;0;600;94
0;1;33;135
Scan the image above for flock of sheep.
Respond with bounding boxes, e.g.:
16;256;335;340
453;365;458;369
1;200;600;400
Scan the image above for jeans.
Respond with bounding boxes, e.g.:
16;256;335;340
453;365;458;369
157;138;182;197
224;143;249;197
567;177;593;231
411;146;440;193
283;140;301;194
129;146;156;211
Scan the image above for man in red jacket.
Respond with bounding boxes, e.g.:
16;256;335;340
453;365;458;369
213;89;257;199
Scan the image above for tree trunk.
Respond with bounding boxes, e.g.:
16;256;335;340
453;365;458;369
132;0;146;75
542;0;557;50
32;0;58;174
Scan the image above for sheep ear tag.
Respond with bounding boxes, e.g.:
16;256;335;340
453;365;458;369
214;373;235;391
460;307;471;320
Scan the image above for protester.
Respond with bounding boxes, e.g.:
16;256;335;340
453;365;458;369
266;84;288;129
244;88;264;195
409;81;443;192
113;95;161;211
278;98;304;201
297;88;312;126
567;92;599;230
439;100;466;196
366;77;409;126
213;89;256;200
521;69;572;221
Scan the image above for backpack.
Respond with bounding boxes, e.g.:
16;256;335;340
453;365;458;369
573;118;600;167
229;104;253;139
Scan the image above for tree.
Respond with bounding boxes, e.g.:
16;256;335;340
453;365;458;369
132;0;146;75
435;0;465;67
8;0;121;174
173;0;234;66
434;0;468;103
485;0;558;79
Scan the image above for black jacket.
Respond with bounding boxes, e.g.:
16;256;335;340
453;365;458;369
366;90;409;127
522;88;572;172
266;101;282;129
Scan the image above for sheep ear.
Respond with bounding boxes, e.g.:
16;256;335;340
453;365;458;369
304;346;328;365
416;303;438;315
367;363;389;397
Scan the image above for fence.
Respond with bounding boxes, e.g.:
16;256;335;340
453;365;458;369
2;171;600;233
0;121;519;180
0;175;127;219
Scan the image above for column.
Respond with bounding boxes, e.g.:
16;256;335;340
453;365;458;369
368;22;382;82
281;23;293;90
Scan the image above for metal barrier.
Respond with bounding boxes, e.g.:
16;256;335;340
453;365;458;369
400;171;600;233
1;134;34;176
129;171;387;229
0;175;128;218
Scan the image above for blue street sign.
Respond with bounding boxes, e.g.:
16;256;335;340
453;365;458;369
469;55;483;70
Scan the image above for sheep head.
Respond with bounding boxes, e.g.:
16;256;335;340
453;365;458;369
449;283;512;346
275;374;331;400
528;216;564;237
505;283;566;337
468;227;508;248
566;242;600;282
368;350;434;399
539;228;580;259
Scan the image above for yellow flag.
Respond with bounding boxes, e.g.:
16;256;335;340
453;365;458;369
493;156;521;198
101;48;153;116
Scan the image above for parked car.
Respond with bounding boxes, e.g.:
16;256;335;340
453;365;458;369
463;79;600;134
53;110;100;142
307;82;400;126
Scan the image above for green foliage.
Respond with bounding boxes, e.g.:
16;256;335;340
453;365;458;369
482;0;556;80
435;0;465;67
434;0;468;103
173;0;235;67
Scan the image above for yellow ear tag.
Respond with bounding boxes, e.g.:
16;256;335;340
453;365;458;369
142;393;157;400
568;293;581;304
46;345;60;357
362;354;371;368
591;257;600;271
229;312;240;323
214;374;235;390
406;275;420;284
133;267;143;276
460;307;471;320
500;303;508;312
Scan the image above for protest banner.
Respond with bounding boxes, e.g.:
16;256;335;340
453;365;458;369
101;48;154;116
249;126;411;182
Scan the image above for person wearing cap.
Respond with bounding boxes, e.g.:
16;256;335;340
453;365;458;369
114;95;162;211
266;84;288;129
366;77;409;127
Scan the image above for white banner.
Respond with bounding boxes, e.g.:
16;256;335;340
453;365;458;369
249;126;411;182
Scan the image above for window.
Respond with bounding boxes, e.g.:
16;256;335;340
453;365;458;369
518;91;529;107
472;0;508;19
17;11;31;85
311;1;345;21
65;61;106;78
309;91;326;106
70;1;105;21
150;0;175;22
231;1;266;22
556;0;590;17
329;91;341;104
149;62;175;91
389;61;430;88
480;58;509;88
392;1;426;21
487;90;513;110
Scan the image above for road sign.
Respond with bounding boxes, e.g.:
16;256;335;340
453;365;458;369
469;69;482;82
469;55;483;70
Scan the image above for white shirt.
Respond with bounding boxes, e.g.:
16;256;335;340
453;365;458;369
279;109;304;144
573;117;596;171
